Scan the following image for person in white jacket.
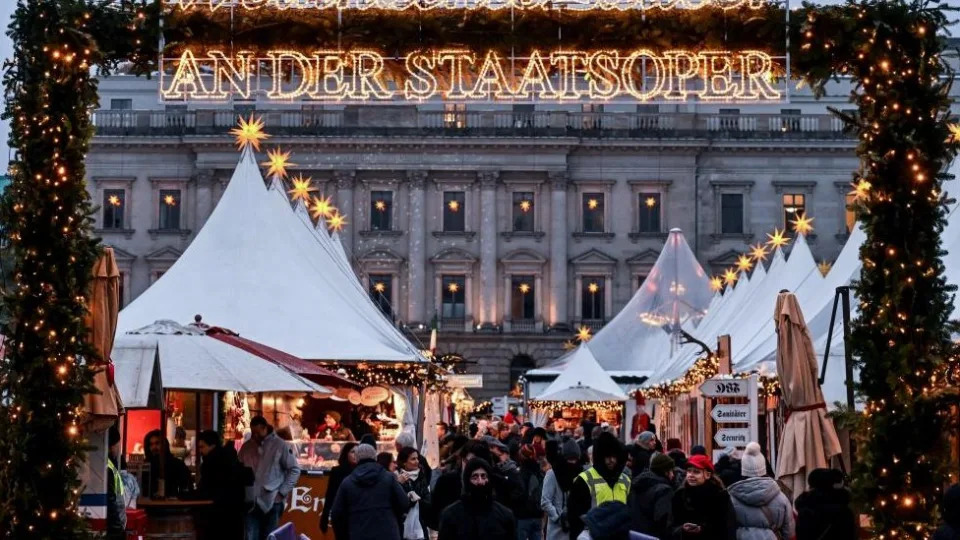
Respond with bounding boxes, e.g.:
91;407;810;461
238;416;301;540
542;439;583;540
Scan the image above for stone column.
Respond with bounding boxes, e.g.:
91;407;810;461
334;170;356;256
549;172;570;331
407;171;428;326
478;171;500;331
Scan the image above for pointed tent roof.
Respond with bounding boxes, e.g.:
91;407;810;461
117;148;423;363
536;346;627;402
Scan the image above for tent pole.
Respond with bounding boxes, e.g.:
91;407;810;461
820;287;843;385
416;383;428;450
839;286;854;410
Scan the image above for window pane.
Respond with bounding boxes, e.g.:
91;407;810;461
110;99;132;110
512;192;535;232
443;192;465;232
370;191;393;231
582;193;605;233
510;275;535;320
581;277;605;320
638;193;661;233
368;274;393;318
782;193;805;228
441;276;466;319
720;193;744;234
103;190;125;229
158;189;181;230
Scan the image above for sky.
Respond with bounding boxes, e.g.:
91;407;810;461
0;1;956;162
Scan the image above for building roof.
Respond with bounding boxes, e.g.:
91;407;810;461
117;147;425;363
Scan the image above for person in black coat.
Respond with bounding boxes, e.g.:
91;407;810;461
429;439;493;529
669;455;736;539
438;458;516;540
630;453;676;539
196;430;245;540
143;429;193;499
567;432;629;540
935;484;960;540
330;443;408;540
396;446;432;540
794;468;858;540
320;442;358;538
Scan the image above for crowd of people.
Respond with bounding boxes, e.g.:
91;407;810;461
104;413;960;540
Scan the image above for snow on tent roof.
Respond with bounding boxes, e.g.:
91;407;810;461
117;147;423;362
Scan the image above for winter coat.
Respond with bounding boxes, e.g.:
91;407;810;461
542;469;567;540
715;456;743;489
438;496;516;540
398;466;433;539
321;464;354;538
630;446;654;478
794;485;857;540
629;470;674;539
196;445;246;538
567;433;629;540
496;458;526;515
670;479;737;540
238;432;301;513
330;460;409;540
429;469;462;529
516;459;545;520
934;484;960;540
727;477;795;540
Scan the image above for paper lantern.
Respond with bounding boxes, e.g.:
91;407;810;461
361;386;389;406
348;391;362;405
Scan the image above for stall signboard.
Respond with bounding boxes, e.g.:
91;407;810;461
447;374;484;388
700;375;759;453
710;403;751;424
699;378;749;398
714;428;751;447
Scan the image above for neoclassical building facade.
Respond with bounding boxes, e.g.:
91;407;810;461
87;72;960;398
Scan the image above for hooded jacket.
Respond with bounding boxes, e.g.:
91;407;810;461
629;470;674;539
727;476;794;540
933;484;960;540
330;459;408;540
567;433;628;540
438;458;516;540
794;469;857;540
671;478;736;540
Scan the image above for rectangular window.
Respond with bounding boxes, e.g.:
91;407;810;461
510;275;536;320
102;189;125;229
512;192;535;232
782;193;806;228
720;193;744;234
443;191;465;232
444;103;466;128
158;189;181;230
110;99;132;110
441;276;466;319
582;193;605;233
370;191;393;231
845;193;857;233
638;193;661;233
368;274;393;318
636;274;648;291
581;277;605;320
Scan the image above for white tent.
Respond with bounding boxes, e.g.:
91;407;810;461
117;148;424;363
535;346;627;402
114;320;331;394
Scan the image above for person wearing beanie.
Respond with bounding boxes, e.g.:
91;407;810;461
628;453;676;539
727;442;794;540
330;443;408;540
543;438;584;540
319;442;358;538
318;410;356;442
567;432;631;540
438;458;516;540
106;424;127;539
670;453;736;539
689;445;707;457
794;468;858;540
629;431;657;478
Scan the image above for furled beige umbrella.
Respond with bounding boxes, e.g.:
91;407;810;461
82;247;124;430
774;291;842;500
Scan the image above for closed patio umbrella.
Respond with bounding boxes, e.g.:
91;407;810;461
774;292;842;500
82;247;124;430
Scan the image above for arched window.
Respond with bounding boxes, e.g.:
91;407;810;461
509;354;535;394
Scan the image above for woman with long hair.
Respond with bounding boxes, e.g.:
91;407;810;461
320;442;358;539
396;446;431;540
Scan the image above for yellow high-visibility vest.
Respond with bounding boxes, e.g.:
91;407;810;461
107;458;124;497
577;467;630;508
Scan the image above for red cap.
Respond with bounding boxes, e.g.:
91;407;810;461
687;454;714;472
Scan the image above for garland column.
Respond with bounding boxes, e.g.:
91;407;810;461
478;171;500;332
548;172;570;331
407;171;428;327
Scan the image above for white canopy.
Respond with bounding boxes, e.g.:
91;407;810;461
113;341;162;408
536;346;627;402
114;320;332;394
117;148;424;363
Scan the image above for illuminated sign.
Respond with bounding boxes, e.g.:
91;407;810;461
160;48;784;103
168;0;769;12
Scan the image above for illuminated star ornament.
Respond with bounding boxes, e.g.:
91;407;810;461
447;282;460;294
163;194;177;206
326;211;348;232
374;282;386;293
766;228;790;249
736;254;753;272
791;214;815;235
518;283;531;294
575;325;592;343
310;195;334;220
375;200;387;211
749;243;768;261
563;340;576;351
288;175;318;203
645;197;657;208
230;114;270;151
519;200;532;212
587;282;600;294
947;123;960;144
587;199;599;210
447;200;460;212
850;179;872;200
262;148;294;178
108;195;122;207
723;268;739;285
818;260;833;276
710;276;724;292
